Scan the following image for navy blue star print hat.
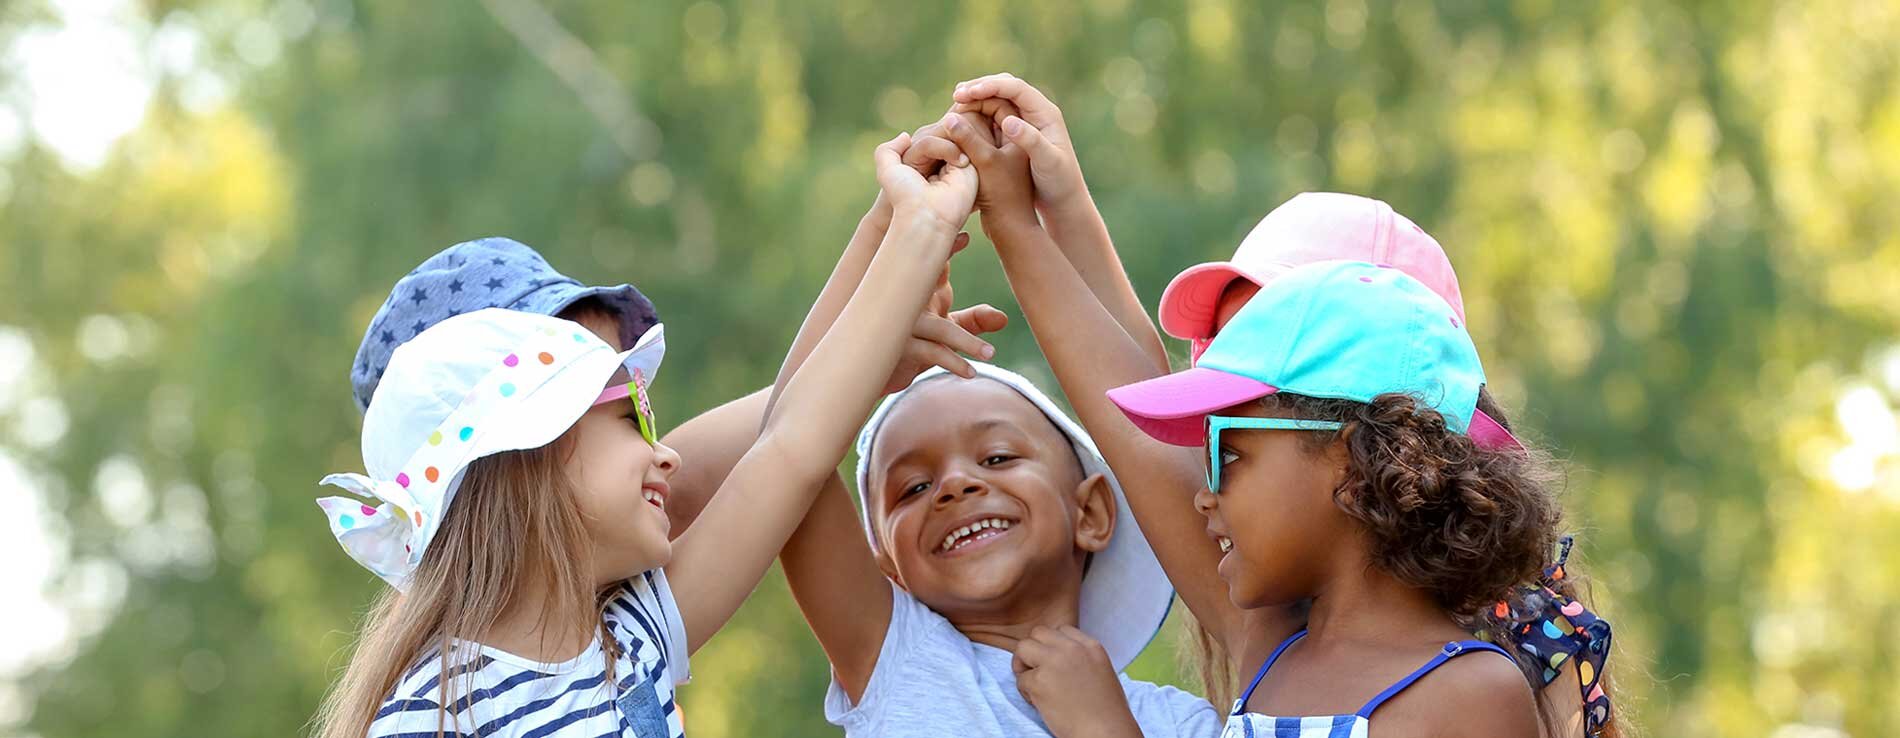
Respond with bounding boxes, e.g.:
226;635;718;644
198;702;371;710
349;237;659;411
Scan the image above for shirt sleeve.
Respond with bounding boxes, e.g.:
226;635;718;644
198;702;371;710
1169;686;1222;737
623;569;692;686
822;581;916;730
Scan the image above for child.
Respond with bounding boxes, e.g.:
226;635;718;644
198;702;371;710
1107;260;1552;735
760;123;1215;738
310;132;978;738
946;73;1616;737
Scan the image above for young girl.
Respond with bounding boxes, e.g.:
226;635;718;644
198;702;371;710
309;131;978;738
1107;260;1552;735
945;72;1616;737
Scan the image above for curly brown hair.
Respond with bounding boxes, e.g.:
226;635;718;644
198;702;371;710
1265;390;1563;618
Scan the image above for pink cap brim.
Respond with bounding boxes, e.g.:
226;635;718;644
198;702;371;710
1468;409;1523;451
1158;262;1263;341
1106;367;1280;446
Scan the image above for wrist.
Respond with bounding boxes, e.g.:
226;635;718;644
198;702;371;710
1037;190;1100;232
861;199;894;231
982;214;1051;251
891;205;964;240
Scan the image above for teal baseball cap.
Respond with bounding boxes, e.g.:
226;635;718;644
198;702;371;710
1107;260;1486;446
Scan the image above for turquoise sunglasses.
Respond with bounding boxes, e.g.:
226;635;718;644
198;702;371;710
1204;415;1343;493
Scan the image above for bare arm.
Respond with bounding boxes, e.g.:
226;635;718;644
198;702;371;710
666;137;976;653
768;153;1003;700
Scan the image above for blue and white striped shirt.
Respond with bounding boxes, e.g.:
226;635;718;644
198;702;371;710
368;571;690;738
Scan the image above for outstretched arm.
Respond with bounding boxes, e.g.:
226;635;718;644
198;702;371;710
665;134;978;654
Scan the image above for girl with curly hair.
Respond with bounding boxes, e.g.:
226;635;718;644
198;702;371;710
1097;259;1604;737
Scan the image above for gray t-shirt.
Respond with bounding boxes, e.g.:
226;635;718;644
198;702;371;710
824;583;1220;737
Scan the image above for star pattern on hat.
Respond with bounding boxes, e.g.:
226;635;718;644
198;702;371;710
447;279;464;294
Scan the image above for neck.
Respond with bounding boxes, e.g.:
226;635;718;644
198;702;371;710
1302;548;1461;647
941;568;1086;653
480;576;597;663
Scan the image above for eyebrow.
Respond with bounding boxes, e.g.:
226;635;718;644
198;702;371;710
874;418;1031;482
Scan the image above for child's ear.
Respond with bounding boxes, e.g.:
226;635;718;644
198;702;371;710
1071;472;1117;554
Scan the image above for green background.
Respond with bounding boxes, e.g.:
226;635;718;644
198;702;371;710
3;0;1898;736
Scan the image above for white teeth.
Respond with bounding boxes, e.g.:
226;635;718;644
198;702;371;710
940;518;1013;552
643;490;664;506
1218;537;1233;553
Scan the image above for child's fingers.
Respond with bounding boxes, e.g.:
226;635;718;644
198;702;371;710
954;73;1062;129
926;266;954;317
1054;626;1107;661
907;337;976;379
1001;116;1064;175
1012;635;1051;673
872;131;913;171
941;115;1000;161
904;134;967;170
913;313;995;361
947;304;1010;336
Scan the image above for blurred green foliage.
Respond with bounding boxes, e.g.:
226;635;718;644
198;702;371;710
3;0;1898;736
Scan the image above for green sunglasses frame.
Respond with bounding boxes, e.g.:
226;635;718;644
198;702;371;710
593;370;659;445
1204;415;1344;493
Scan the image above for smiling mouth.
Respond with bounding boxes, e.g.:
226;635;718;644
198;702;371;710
1217;536;1233;553
641;488;666;510
938;517;1015;554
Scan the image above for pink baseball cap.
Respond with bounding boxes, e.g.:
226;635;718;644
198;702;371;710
1157;193;1519;451
1158;192;1467;344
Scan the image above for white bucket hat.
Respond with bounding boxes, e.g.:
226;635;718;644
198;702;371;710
318;308;665;590
853;363;1174;671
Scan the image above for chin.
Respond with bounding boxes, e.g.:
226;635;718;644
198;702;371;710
911;552;1051;611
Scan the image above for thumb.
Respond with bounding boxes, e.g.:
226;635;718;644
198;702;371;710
949;304;1010;336
873;131;913;172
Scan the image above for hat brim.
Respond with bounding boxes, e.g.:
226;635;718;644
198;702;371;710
472;325;665;459
1107;366;1280;446
521;283;660;354
1158;262;1253;341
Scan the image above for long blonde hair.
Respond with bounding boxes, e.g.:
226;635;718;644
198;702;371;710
311;438;617;738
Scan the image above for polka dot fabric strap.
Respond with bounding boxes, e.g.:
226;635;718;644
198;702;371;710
1494;536;1614;737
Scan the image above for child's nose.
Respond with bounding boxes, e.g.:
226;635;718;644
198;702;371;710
1193;486;1218;516
651;441;683;477
933;473;987;506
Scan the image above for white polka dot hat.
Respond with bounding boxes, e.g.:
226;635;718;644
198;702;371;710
318;308;664;590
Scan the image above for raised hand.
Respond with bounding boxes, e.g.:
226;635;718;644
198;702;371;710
933;109;1039;241
873;132;978;234
951;73;1087;218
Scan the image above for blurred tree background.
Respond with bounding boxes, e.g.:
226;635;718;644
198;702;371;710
2;0;1897;736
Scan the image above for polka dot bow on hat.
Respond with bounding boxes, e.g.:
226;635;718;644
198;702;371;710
318;308;664;590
